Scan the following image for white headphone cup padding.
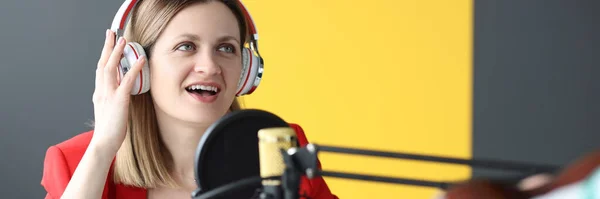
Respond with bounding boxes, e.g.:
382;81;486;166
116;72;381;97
237;48;250;93
238;49;260;96
123;42;150;95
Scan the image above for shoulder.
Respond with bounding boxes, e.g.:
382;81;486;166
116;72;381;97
52;130;95;156
42;130;95;171
41;130;113;198
287;123;339;199
288;123;310;147
44;130;95;173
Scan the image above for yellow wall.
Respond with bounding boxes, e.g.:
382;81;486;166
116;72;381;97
239;0;473;198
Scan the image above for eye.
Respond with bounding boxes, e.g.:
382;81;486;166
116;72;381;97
218;44;236;54
176;43;195;51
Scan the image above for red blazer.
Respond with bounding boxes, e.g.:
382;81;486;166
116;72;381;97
41;123;338;199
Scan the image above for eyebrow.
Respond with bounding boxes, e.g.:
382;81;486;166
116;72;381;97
176;33;240;45
176;33;200;41
217;35;241;45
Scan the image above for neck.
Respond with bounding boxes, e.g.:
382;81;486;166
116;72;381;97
155;111;209;186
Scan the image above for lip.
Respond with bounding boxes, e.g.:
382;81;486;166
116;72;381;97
185;81;223;92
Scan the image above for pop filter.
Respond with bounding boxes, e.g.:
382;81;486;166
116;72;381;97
193;109;291;198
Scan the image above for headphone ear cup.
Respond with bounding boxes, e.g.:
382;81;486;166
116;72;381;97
236;48;262;96
118;42;150;95
236;48;250;95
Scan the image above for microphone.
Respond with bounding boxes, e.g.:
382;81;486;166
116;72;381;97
191;109;290;199
190;109;562;199
257;127;298;199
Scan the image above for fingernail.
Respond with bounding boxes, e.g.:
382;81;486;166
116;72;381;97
137;55;146;62
118;37;125;44
106;29;110;37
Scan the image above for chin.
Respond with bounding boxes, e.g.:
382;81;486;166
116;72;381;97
155;89;236;126
182;109;228;125
182;98;233;125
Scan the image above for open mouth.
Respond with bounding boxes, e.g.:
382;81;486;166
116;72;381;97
185;84;220;97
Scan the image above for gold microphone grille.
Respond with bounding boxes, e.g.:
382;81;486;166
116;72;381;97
258;127;298;185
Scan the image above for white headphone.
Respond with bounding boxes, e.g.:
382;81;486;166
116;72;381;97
110;0;264;96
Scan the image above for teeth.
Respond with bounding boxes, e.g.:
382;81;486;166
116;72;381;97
188;85;218;92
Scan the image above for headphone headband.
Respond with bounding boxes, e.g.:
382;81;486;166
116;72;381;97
110;0;259;44
110;0;138;38
235;0;258;42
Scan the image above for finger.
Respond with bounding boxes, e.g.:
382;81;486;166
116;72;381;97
517;174;554;191
117;55;146;96
98;29;115;69
104;37;127;92
95;29;115;91
430;190;446;199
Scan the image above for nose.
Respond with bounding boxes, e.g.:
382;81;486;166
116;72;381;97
193;50;222;75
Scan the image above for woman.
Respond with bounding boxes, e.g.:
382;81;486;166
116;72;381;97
40;0;338;198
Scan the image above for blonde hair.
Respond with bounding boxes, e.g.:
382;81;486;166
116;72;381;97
110;0;249;188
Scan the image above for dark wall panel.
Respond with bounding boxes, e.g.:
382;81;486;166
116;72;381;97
473;0;600;178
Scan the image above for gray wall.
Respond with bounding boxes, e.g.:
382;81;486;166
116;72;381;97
0;0;598;198
0;0;120;198
472;0;600;178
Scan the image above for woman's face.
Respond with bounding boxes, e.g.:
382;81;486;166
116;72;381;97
149;1;243;126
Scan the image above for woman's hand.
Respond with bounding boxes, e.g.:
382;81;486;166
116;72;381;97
60;29;146;199
430;174;555;199
90;29;146;154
